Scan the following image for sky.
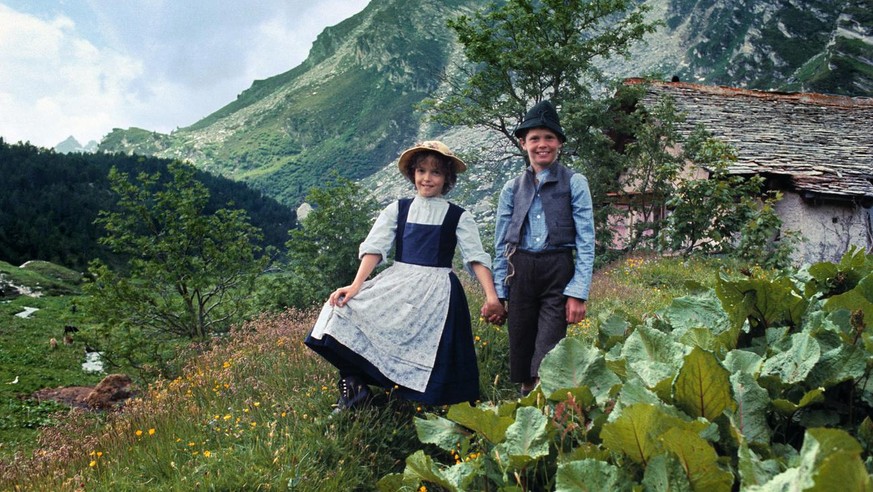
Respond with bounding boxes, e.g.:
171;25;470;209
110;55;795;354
0;1;369;148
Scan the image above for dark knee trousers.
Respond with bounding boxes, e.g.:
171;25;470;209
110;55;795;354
506;249;574;383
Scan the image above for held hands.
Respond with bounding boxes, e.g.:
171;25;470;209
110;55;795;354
480;299;507;326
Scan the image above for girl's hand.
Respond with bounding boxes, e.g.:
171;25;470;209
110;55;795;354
481;299;507;325
330;285;361;307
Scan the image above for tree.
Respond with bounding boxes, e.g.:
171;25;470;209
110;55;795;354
261;176;380;310
658;127;798;267
422;0;659;260
84;161;267;375
424;0;658;151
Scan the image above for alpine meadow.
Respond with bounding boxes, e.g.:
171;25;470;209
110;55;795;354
2;0;873;490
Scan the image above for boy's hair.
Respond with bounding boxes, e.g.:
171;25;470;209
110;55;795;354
405;151;458;194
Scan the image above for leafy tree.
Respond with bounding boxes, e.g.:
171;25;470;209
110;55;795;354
84;161;267;376
262;176;380;309
658;127;799;267
422;0;658;260
426;0;658;149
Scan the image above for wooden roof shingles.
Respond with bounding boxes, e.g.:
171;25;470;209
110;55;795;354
631;79;873;204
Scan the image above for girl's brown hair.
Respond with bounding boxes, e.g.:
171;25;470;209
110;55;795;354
404;151;458;194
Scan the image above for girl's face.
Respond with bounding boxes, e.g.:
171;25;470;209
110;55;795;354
521;128;562;171
414;157;446;198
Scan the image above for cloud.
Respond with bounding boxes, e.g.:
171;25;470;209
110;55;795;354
0;1;368;148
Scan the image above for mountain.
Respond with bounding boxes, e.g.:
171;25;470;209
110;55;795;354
97;0;873;214
55;136;99;154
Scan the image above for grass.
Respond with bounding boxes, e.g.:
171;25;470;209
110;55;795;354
0;262;98;460
0;254;723;490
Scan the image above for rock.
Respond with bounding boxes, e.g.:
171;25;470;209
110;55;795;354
85;374;134;410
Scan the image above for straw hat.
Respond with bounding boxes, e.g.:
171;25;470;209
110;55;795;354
397;140;467;174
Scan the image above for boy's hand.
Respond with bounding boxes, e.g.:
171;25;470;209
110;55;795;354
481;300;507;325
566;297;587;324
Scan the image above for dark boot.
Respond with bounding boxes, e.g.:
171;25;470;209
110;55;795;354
334;375;371;413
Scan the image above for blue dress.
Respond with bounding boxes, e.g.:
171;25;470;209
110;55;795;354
305;197;481;405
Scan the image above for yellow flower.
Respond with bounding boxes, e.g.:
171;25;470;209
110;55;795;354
223;361;231;369
281;412;287;418
203;450;212;458
188;442;196;447
89;460;97;468
97;451;103;457
135;429;143;437
148;428;155;436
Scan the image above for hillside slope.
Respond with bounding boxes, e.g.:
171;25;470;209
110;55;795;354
98;0;873;209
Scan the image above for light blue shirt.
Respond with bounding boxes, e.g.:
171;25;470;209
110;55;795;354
492;166;595;300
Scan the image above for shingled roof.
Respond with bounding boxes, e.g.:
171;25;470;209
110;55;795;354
628;78;873;205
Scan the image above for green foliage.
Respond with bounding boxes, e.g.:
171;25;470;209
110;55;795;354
658;127;799;266
424;0;659;260
389;249;873;490
0;139;293;270
264;176;380;310
83;162;268;377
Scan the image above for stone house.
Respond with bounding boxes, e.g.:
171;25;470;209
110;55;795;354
621;78;873;264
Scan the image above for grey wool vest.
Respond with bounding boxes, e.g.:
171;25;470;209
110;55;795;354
504;162;576;248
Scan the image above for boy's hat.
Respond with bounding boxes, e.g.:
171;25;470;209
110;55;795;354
514;100;566;143
398;140;467;174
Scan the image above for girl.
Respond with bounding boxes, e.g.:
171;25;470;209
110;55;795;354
305;140;505;411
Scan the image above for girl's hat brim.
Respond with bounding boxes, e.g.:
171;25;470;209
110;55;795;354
398;140;467;174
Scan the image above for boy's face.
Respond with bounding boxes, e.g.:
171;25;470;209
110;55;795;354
521;128;561;170
414;157;446;198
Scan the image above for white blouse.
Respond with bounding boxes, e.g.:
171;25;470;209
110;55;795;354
359;195;492;273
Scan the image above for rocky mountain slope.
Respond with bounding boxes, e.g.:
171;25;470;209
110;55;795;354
97;0;873;217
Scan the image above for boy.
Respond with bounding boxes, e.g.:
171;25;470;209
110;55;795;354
492;100;595;396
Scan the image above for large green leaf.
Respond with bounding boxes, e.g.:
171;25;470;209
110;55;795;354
601;403;663;464
539;337;621;405
745;428;871;492
661;291;733;339
445;402;514;445
622;323;688;391
674;347;734;421
806;343;867;388
642;454;694;492
660;427;734;492
771;387;825;415
716;271;807;331
760;332;821;384
403;450;458;492
825;273;873;317
414;414;471;453
737;441;783;488
730;372;771;447
555;459;634;492
493;406;549;469
723;349;763;375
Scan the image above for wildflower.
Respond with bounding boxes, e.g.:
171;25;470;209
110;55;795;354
223;414;232;420
89;460;97;468
203;450;212;458
97;451;103;457
281;412;287;418
188;442;196;447
419;486;428;492
148;428;155;436
223;361;231;369
135;430;143;437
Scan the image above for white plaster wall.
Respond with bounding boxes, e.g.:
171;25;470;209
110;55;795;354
774;192;872;264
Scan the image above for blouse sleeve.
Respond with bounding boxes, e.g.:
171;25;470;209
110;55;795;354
358;201;398;265
456;210;492;275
